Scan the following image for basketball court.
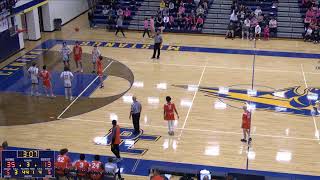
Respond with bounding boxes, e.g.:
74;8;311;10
1;14;320;179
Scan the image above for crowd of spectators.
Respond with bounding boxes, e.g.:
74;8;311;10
225;1;278;40
151;0;212;32
302;0;320;43
88;0;139;29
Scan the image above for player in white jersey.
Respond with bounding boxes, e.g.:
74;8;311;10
60;66;74;100
60;42;72;67
91;45;101;73
27;62;40;96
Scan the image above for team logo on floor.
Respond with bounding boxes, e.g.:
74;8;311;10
94;127;160;155
176;85;320;116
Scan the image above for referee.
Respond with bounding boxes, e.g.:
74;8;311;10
129;96;142;134
151;30;162;59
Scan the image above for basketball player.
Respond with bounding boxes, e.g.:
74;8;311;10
164;96;179;136
60;42;72;67
73;41;83;72
39;65;55;97
241;106;252;143
60;66;74;100
91;45;101;73
97;55;104;88
111;120;121;161
73;154;90;180
89;155;104;180
55;148;72;180
27;62;40;96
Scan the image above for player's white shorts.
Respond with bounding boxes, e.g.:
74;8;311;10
31;77;39;84
64;81;72;88
63;55;70;62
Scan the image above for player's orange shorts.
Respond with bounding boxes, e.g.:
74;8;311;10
241;120;250;129
43;80;51;88
74;55;81;62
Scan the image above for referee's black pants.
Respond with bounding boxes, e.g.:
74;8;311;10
115;26;125;37
132;113;141;133
152;43;161;58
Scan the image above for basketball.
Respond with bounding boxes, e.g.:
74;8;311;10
75;27;80;32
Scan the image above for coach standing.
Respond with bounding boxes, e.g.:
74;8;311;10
151;30;162;59
129;96;142;134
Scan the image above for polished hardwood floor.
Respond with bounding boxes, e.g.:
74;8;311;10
1;13;320;179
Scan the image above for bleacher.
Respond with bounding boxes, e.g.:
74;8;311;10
92;0;144;29
90;0;306;38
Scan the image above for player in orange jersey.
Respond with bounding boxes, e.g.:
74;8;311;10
55;148;72;180
39;65;55;97
241;106;252;143
164;96;179;136
73;154;90;180
73;41;83;72
97;56;104;88
89;155;104;180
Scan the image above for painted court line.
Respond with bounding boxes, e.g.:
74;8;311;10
178;60;207;138
66;117;318;141
57;61;113;119
300;64;320;141
121;60;320;75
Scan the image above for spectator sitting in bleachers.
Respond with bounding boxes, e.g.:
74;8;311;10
225;22;235;39
230;10;238;23
269;17;277;37
242;17;250;39
196;5;205;16
196;15;204;30
160;0;166;11
255;24;261;40
270;2;277;16
169;1;175;13
264;25;270;40
304;26;313;41
312;25;320;43
254;6;262;17
117;7;123;16
102;5;110;16
124;7;131;19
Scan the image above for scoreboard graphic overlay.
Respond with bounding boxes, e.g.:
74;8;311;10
1;150;55;178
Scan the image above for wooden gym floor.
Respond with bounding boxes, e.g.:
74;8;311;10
1;13;320;179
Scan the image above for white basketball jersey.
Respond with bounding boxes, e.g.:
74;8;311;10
28;66;39;83
60;71;74;87
92;48;101;62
